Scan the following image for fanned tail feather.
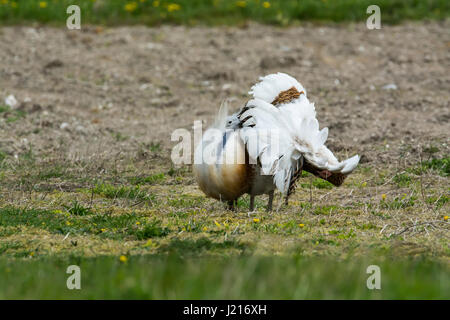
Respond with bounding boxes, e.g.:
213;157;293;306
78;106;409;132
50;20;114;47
249;72;307;104
240;73;359;193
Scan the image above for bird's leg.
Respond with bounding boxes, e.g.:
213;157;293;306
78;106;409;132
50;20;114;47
227;199;237;212
267;191;274;212
249;195;255;211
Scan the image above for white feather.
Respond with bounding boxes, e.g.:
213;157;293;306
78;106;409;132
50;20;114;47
241;73;359;193
249;72;307;103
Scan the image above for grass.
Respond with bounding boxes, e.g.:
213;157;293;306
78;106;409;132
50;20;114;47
0;0;448;26
63;200;93;216
0;104;25;123
423;157;450;177
0;149;448;298
133;220;170;239
128;173;166;185
92;183;153;202
0;254;447;299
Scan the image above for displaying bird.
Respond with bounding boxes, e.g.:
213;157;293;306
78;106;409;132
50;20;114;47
193;73;360;211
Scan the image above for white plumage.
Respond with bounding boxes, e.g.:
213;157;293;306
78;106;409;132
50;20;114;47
194;73;360;211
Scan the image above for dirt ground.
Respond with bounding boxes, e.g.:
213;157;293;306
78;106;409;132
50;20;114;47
0;22;449;261
1;22;449;163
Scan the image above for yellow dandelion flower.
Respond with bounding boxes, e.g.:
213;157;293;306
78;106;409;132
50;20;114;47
167;3;180;12
53;209;63;214
119;255;128;262
214;221;221;227
39;1;47;8
381;194;386;200
124;2;137;12
236;1;246;8
202;226;208;231
100;228;107;232
444;216;448;221
361;182;367;187
66;221;72;226
299;223;305;228
136;221;141;225
152;0;159;7
262;1;271;8
253;218;260;223
143;239;153;247
30;252;35;257
223;222;229;227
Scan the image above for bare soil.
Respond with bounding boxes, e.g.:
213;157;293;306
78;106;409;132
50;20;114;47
0;22;449;164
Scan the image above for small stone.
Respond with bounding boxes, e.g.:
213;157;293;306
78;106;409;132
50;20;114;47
222;83;232;91
60;122;70;130
382;83;397;90
75;125;86;133
145;42;163;50
5;95;18;108
140;83;150;90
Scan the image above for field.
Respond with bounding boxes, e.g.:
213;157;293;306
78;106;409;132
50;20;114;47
0;0;448;26
0;2;449;299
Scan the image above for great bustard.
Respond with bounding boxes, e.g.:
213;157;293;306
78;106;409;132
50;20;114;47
193;73;360;211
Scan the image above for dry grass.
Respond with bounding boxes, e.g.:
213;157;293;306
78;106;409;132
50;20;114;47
0;148;448;261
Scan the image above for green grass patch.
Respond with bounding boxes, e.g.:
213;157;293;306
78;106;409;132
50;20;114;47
313;205;339;215
237;195;266;210
132;220;170;239
406;156;450;177
0;207;171;240
93;183;153;201
4;254;443;298
422;157;450;177
37;165;67;180
0;104;25;123
167;194;205;208
158;237;249;256
262;220;302;235
128;173;165;185
0;150;7;162
393;172;412;187
0;0;448;26
381;195;417;210
63;200;93;216
425;195;449;208
149;142;162;153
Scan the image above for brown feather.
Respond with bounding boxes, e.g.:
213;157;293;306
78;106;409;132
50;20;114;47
271;87;304;106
